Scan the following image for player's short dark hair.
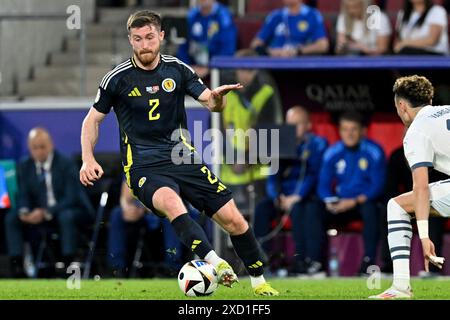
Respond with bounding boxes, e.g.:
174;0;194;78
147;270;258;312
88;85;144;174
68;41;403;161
393;75;434;108
339;111;366;127
127;10;161;32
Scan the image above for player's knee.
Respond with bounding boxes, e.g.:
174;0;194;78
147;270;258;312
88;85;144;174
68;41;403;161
152;188;185;218
223;214;248;235
158;200;184;219
387;198;408;220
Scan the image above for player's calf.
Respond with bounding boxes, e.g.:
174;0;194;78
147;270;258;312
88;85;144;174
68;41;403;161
171;213;215;259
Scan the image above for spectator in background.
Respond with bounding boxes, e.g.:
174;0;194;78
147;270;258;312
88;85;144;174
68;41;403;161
254;106;328;276
317;112;386;275
250;0;329;57
394;0;448;55
107;180;189;278
220;49;283;208
335;0;392;55
5;128;94;277
176;0;237;78
380;144;448;276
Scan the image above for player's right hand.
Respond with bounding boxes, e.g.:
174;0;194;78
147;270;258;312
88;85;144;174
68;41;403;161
80;159;104;186
421;238;445;271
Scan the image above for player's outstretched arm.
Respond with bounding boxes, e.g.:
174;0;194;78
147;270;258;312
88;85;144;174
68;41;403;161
198;83;243;112
411;166;445;270
80;107;106;186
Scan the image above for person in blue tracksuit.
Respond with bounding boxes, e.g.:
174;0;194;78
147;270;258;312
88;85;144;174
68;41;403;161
254;106;328;275
176;0;236;78
250;0;329;57
317;111;386;275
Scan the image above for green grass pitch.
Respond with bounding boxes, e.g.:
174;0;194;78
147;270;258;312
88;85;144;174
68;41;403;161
0;278;449;300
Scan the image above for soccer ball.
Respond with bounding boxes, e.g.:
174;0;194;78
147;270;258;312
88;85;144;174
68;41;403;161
178;260;218;297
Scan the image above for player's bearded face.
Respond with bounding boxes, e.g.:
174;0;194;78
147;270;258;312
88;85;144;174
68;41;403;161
129;25;163;66
136;42;160;66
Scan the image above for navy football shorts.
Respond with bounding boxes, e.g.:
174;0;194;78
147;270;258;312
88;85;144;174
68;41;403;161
129;161;232;218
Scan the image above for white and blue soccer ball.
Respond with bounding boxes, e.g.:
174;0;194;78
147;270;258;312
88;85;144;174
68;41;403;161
178;260;218;297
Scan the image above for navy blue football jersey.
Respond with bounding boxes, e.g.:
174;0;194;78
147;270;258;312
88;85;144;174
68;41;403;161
93;54;207;170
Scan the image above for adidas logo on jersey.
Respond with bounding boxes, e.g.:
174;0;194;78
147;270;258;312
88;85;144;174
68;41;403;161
128;87;142;96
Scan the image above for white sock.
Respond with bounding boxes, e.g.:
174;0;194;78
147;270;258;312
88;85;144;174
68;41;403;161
250;275;266;288
387;199;412;291
204;250;225;268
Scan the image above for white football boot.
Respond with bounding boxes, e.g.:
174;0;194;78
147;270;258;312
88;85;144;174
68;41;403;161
369;286;413;299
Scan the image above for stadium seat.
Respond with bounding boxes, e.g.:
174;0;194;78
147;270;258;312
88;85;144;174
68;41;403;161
316;0;341;13
310;112;340;145
329;220;364;233
386;0;403;13
235;17;264;49
247;0;283;15
387;0;445;13
367;114;404;158
310;112;404;159
270;215;293;231
323;14;338;50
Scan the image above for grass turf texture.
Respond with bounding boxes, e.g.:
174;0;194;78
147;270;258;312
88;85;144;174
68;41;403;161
0;278;449;300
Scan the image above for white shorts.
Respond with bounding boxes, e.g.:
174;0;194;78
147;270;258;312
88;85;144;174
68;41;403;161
430;179;450;217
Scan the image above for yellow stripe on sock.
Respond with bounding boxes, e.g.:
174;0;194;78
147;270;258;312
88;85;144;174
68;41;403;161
191;240;202;251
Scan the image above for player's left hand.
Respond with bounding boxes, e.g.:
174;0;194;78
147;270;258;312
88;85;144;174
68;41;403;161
211;83;243;99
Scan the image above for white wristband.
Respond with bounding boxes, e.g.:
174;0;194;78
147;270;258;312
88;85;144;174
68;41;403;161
417;220;429;239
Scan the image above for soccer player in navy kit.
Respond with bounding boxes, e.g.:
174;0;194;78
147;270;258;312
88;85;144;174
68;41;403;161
80;10;278;296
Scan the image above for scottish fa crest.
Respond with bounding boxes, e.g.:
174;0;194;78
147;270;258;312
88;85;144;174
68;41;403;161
162;78;176;92
138;177;146;188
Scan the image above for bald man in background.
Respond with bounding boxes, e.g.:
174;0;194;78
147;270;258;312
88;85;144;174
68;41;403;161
5;127;94;278
254;106;328;276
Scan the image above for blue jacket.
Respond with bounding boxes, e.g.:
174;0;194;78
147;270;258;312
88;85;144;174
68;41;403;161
256;4;327;49
317;138;386;201
177;2;237;65
266;133;328;200
17;151;94;217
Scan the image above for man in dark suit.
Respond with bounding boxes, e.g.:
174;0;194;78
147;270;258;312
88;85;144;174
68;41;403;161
5;127;94;277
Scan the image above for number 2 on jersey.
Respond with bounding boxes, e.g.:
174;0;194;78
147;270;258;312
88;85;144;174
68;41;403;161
200;166;227;193
149;99;160;121
201;166;218;184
